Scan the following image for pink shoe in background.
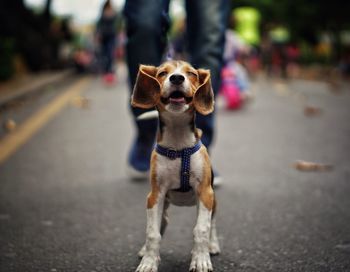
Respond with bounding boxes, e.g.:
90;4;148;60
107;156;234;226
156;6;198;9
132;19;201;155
103;73;116;85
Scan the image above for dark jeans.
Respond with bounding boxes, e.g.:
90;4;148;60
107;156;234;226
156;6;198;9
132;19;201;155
101;35;116;74
124;0;229;171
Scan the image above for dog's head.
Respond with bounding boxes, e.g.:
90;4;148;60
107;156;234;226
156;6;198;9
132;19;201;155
131;60;214;115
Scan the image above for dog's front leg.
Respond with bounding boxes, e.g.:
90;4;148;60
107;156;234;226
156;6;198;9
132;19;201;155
136;189;165;272
190;187;214;272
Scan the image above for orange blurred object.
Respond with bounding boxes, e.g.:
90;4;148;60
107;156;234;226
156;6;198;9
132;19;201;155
294;160;333;172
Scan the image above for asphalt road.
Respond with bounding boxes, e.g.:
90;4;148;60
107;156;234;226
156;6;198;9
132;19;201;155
1;66;350;272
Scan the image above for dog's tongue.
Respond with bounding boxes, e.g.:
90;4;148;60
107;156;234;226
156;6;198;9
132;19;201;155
169;97;185;103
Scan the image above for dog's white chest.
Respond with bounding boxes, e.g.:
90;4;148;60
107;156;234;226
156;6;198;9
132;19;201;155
156;150;204;206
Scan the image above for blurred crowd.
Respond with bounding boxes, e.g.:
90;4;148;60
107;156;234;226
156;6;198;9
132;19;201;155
1;1;350;95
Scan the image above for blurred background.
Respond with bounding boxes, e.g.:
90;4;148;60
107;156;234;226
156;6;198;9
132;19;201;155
1;1;350;271
1;0;350;82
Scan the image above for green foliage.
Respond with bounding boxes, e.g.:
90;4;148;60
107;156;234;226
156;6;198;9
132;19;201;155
231;0;350;63
231;0;350;42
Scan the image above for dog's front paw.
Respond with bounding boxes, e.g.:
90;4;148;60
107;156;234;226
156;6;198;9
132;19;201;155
136;254;160;272
189;252;213;272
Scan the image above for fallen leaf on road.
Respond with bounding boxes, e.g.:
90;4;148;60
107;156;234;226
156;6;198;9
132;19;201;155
3;119;17;132
70;96;90;109
294;160;333;172
304;106;323;116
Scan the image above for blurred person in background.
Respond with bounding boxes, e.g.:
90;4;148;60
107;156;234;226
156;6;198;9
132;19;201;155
220;28;253;110
220;15;252;110
267;25;290;78
123;0;229;184
96;0;119;84
285;42;300;78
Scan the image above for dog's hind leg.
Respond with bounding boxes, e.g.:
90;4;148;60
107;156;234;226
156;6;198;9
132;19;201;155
160;198;170;236
209;198;220;255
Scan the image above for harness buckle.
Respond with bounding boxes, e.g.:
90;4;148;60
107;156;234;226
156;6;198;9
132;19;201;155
167;149;177;160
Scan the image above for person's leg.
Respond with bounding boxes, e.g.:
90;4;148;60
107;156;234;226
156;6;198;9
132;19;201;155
105;36;115;74
101;36;115;79
101;39;109;74
186;0;229;149
124;0;170;173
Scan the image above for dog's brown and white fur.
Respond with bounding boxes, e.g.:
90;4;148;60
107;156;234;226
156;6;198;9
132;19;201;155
132;60;220;272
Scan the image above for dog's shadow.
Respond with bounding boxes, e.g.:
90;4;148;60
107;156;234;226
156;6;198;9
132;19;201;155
159;258;191;272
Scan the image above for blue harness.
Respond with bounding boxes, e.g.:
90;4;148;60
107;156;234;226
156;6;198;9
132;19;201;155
155;141;202;192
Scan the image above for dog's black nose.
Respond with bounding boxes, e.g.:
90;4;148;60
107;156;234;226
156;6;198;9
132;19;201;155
169;74;185;85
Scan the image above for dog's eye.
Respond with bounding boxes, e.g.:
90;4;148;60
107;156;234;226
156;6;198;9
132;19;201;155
187;71;197;78
158;71;168;77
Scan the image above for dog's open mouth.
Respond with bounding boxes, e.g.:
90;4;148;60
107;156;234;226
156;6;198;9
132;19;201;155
161;91;192;105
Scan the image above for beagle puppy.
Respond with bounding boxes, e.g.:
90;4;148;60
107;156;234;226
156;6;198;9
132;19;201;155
132;60;220;272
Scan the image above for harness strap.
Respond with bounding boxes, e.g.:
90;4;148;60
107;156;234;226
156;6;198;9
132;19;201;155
155;141;202;192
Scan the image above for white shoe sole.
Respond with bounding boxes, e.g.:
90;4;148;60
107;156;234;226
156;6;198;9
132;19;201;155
126;165;149;180
213;175;223;187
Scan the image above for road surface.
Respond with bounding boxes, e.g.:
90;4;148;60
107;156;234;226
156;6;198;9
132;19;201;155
1;65;350;271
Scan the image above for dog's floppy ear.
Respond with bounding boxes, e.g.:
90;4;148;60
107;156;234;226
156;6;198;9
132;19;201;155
131;65;161;109
193;69;214;115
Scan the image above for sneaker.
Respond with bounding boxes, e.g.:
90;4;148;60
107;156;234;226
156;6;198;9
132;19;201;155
103;73;116;85
127;118;158;181
213;171;223;187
